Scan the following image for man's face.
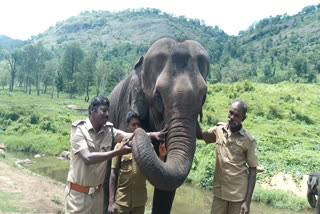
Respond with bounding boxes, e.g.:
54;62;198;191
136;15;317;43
228;102;245;128
127;117;141;133
91;104;109;127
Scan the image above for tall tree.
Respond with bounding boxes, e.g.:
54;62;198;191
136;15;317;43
18;45;37;94
95;60;108;96
34;42;50;96
4;49;18;92
79;54;96;102
0;60;10;90
62;42;84;99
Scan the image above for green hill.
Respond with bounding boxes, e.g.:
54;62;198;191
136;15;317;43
1;6;320;95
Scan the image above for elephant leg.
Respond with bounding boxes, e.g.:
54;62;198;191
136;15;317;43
152;188;176;214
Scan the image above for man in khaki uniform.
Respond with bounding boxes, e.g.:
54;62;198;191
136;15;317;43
196;100;258;214
65;96;166;214
108;111;167;214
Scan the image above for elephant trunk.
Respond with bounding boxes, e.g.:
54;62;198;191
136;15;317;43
132;118;196;191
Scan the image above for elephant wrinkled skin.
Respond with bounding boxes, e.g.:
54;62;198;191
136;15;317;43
107;37;210;213
308;172;320;214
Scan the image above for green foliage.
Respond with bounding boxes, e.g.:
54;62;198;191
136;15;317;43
0;90;87;155
188;82;320;195
252;185;309;211
0;190;25;212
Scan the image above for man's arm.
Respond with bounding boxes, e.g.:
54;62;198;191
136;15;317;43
108;168;119;214
78;142;131;165
240;167;257;214
196;121;216;143
196;120;203;140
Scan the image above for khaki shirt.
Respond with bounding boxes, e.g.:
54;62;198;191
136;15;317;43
202;122;258;202
112;143;147;207
67;118;131;187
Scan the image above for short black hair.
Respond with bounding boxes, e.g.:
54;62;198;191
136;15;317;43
88;96;110;116
126;110;140;125
232;99;248;117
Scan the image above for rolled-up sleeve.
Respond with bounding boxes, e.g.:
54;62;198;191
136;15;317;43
70;126;88;154
246;138;258;167
202;126;217;144
113;128;132;143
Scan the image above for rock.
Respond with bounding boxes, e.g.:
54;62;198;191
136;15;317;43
257;165;264;173
23;159;33;164
0;149;5;158
34;154;41;158
0;143;6;150
57;151;70;160
57;156;65;161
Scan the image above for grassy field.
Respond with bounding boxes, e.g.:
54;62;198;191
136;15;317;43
0;81;319;210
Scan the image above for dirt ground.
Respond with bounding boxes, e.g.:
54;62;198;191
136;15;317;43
0;160;65;214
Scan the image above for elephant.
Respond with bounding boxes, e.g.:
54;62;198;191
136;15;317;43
308;172;320;214
105;37;210;214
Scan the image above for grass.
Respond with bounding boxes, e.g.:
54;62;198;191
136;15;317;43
0;190;26;212
252;185;310;211
1;81;320;211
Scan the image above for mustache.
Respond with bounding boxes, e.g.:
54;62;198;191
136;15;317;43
228;118;237;124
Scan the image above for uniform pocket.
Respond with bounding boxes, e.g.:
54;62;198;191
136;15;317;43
229;143;245;162
120;155;132;172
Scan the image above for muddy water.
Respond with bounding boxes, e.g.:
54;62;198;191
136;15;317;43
8;151;313;214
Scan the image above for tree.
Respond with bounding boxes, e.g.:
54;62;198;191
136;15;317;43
4;49;18;92
79;54;96;102
292;55;308;78
34;42;51;96
55;69;64;98
62;42;84;99
105;61;126;93
18;45;37;94
0;60;10;90
95;60;108;96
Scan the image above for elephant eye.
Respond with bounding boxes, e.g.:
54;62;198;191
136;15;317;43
197;55;209;79
153;91;164;113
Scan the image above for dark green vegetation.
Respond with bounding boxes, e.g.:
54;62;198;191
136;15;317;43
189;81;320;186
0;4;320;211
1;6;320;99
0;82;319;210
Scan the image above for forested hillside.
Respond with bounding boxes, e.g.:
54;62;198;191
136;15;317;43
0;5;320;100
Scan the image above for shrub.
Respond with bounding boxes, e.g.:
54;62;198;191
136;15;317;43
267;105;283;119
40;121;56;133
30;114;40;124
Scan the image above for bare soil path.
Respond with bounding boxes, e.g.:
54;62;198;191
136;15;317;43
0;160;65;214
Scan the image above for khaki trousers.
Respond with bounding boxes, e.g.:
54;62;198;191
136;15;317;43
116;203;145;214
64;184;104;214
211;196;243;214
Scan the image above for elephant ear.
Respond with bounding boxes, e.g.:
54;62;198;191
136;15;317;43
199;94;207;123
134;56;144;74
128;56;148;122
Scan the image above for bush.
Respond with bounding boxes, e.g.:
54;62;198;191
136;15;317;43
267;105;283;119
252;185;309;211
30;114;40;124
40;121;56;133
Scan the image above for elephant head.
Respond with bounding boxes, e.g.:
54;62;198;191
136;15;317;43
131;37;209;191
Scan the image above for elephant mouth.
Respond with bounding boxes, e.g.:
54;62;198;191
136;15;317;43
132;117;196;191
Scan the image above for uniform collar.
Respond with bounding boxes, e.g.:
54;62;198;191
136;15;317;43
85;118;94;131
222;124;245;136
86;118;112;133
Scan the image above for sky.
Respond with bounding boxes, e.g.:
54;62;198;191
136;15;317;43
1;0;320;40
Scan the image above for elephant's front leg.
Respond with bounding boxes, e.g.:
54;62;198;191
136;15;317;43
152;188;176;214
